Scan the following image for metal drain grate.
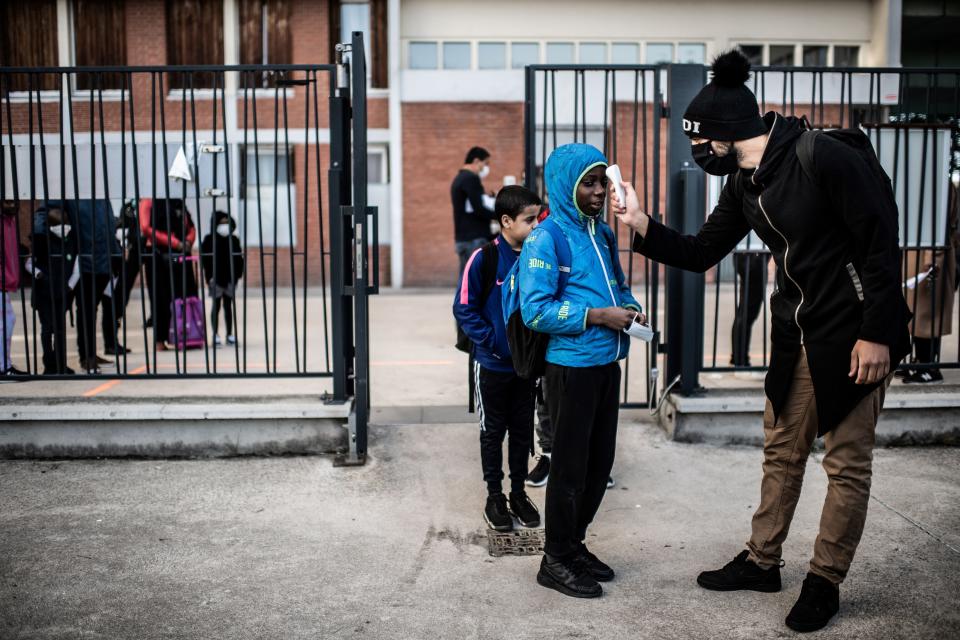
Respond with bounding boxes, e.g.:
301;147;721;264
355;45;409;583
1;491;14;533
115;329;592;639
487;526;545;557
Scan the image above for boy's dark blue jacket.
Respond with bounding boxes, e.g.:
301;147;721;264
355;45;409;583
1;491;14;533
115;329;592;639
452;235;518;373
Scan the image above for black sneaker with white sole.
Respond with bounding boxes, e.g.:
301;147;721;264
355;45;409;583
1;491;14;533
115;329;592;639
509;491;541;527
484;493;513;532
537;554;602;599
525;454;550;487
697;550;782;592
606;476;615;489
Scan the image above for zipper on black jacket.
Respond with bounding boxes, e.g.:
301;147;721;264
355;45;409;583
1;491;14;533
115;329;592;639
758;194;805;343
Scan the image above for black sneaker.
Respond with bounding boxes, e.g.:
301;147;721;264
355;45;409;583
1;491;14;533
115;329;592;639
525;454;550;487
537;554;602;599
509;491;541;528
902;368;943;384
606;476;615;489
785;572;840;633
103;344;131;356
573;543;615;582
697;550;782;592
484;493;513;532
0;367;28;382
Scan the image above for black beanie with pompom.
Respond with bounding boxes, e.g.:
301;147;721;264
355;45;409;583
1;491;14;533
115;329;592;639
681;49;767;141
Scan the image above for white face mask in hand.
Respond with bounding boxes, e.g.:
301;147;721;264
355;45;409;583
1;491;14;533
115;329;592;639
216;223;231;237
478;165;490;179
49;224;71;239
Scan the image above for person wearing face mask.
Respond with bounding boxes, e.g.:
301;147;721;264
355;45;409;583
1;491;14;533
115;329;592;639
452;146;497;277
518;144;644;599
200;211;244;347
611;50;911;632
29;204;78;375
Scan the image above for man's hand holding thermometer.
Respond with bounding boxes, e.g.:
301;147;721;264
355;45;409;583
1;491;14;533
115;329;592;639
606;164;650;238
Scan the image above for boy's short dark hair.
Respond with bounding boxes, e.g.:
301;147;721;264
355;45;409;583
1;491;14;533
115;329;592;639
464;146;490;164
495;185;542;221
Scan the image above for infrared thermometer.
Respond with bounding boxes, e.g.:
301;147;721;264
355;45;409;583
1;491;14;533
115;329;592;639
605;164;626;209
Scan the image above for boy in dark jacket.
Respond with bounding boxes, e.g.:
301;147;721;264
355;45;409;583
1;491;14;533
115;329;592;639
453;185;542;533
200;211;244;346
30;204;77;374
613;51;912;632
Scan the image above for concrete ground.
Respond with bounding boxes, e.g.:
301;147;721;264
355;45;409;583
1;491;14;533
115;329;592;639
2;418;958;640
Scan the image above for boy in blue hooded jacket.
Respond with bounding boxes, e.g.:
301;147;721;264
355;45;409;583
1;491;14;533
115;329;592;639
453;185;544;533
519;144;644;599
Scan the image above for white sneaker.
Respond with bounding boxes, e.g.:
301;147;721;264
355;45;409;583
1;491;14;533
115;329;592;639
214;335;222;347
226;335;236;345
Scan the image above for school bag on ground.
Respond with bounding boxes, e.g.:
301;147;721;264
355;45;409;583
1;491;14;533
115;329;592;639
168;255;206;349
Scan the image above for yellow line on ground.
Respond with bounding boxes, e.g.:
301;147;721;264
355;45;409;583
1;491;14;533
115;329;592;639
82;365;148;397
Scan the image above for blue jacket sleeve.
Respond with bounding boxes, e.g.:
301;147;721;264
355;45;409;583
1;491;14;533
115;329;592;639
609;231;641;312
518;227;589;335
452;248;496;350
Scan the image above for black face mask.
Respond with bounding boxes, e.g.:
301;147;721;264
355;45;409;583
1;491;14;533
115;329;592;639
691;141;740;176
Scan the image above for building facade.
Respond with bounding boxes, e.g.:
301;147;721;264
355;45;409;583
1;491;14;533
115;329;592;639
1;0;938;287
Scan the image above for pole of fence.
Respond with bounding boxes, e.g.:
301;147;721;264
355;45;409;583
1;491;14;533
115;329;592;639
664;64;706;395
329;47;355;403
523;66;537;191
350;30;370;461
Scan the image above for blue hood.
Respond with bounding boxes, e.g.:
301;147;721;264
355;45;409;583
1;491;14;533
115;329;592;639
545;143;608;228
514;143;642;368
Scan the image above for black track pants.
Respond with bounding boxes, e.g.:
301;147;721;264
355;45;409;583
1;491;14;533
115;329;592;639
475;363;536;495
543;361;621;559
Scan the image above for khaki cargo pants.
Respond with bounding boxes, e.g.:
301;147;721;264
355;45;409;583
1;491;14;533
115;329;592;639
746;348;889;584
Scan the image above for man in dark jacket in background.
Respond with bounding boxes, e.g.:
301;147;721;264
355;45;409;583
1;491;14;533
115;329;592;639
611;51;911;633
66;199;119;374
451;146;497;277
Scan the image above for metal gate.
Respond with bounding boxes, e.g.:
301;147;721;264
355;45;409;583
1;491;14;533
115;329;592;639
525;62;960;405
0;34;376;460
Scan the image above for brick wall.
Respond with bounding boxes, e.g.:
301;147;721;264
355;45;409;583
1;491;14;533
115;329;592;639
401;101;525;287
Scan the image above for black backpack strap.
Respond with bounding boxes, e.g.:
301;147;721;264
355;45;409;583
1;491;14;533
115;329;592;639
796;129;820;185
478;240;499;305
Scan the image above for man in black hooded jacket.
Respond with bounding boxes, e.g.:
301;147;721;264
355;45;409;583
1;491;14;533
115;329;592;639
611;50;911;633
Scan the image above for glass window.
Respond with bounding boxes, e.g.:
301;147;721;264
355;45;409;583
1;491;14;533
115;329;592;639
834;45;860;67
611;43;639;64
443;42;471;69
738;44;764;67
478;42;506;69
72;0;127;90
646;43;674;64
340;1;371;69
802;45;828;66
678;43;706;64
546;42;575;64
166;0;224;88
239;0;292;89
579;42;607;64
409;41;437;69
368;149;386;184
769;45;795;66
0;1;59;92
511;42;539;69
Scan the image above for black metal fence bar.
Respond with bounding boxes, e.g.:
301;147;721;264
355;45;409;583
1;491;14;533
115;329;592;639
0;64;340;379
